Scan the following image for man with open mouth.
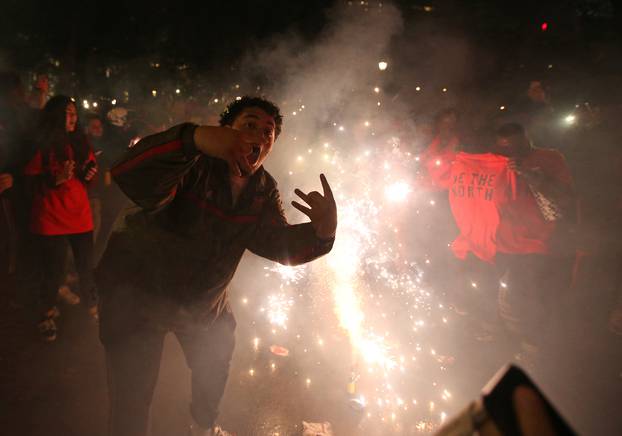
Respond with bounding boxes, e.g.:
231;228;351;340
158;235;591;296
96;96;338;436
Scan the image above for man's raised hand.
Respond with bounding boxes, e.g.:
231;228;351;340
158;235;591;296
193;126;263;176
292;174;337;240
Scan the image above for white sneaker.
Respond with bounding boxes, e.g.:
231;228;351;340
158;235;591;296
38;318;57;342
88;305;99;322
58;285;80;305
189;424;234;436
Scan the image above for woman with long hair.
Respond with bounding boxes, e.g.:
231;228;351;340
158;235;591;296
24;95;99;341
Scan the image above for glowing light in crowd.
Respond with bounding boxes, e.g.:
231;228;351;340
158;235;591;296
378;61;388;70
111;99;117;105
564;114;577;125
82;100;89;109
151;89;157;97
384;181;412;203
129;137;141;147
175;88;181;94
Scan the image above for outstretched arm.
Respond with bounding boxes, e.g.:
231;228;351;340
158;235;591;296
112;123;263;211
248;174;337;265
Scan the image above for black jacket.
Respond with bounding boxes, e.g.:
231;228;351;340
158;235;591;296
96;123;333;317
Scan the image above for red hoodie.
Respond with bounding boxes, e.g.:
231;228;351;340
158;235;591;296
24;145;95;235
496;148;572;255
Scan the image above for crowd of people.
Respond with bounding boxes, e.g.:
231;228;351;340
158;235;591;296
417;81;622;364
1;69;621;435
0;72;137;341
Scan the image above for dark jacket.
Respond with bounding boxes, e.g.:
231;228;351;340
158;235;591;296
96;123;333;317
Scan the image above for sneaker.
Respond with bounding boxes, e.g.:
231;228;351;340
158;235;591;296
58;285;80;305
189;424;234;436
65;272;79;285
45;306;61;319
609;304;622;336
38;318;57;342
88;305;99;322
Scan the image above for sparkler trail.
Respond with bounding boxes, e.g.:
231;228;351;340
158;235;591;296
235;2;462;433
243;125;458;433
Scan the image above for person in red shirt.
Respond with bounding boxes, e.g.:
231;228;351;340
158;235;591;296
24;95;99;341
494;123;575;255
425;122;576;353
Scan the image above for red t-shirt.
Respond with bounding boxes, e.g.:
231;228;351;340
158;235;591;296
448;153;516;262
496;148;573;255
24;145;95;235
426;145;572;261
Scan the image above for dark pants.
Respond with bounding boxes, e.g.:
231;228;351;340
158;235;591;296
0;196;18;276
93;195;131;267
37;231;98;310
99;286;236;436
496;253;574;347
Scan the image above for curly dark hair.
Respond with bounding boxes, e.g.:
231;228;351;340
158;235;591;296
36;95;91;167
219;96;283;137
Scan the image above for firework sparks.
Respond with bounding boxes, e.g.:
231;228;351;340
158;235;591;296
261;293;294;329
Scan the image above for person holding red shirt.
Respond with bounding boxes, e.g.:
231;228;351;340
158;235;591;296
492;123;576;353
25;95;99;341
494;123;575;256
425;122;576;353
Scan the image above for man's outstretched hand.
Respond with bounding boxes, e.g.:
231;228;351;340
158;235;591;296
292;174;337;240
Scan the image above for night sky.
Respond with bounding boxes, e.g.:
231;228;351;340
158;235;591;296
1;0;620;71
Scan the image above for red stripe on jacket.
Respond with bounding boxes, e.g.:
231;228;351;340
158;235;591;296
183;192;260;224
111;140;183;177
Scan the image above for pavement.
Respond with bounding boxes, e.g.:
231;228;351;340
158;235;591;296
1;253;621;436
